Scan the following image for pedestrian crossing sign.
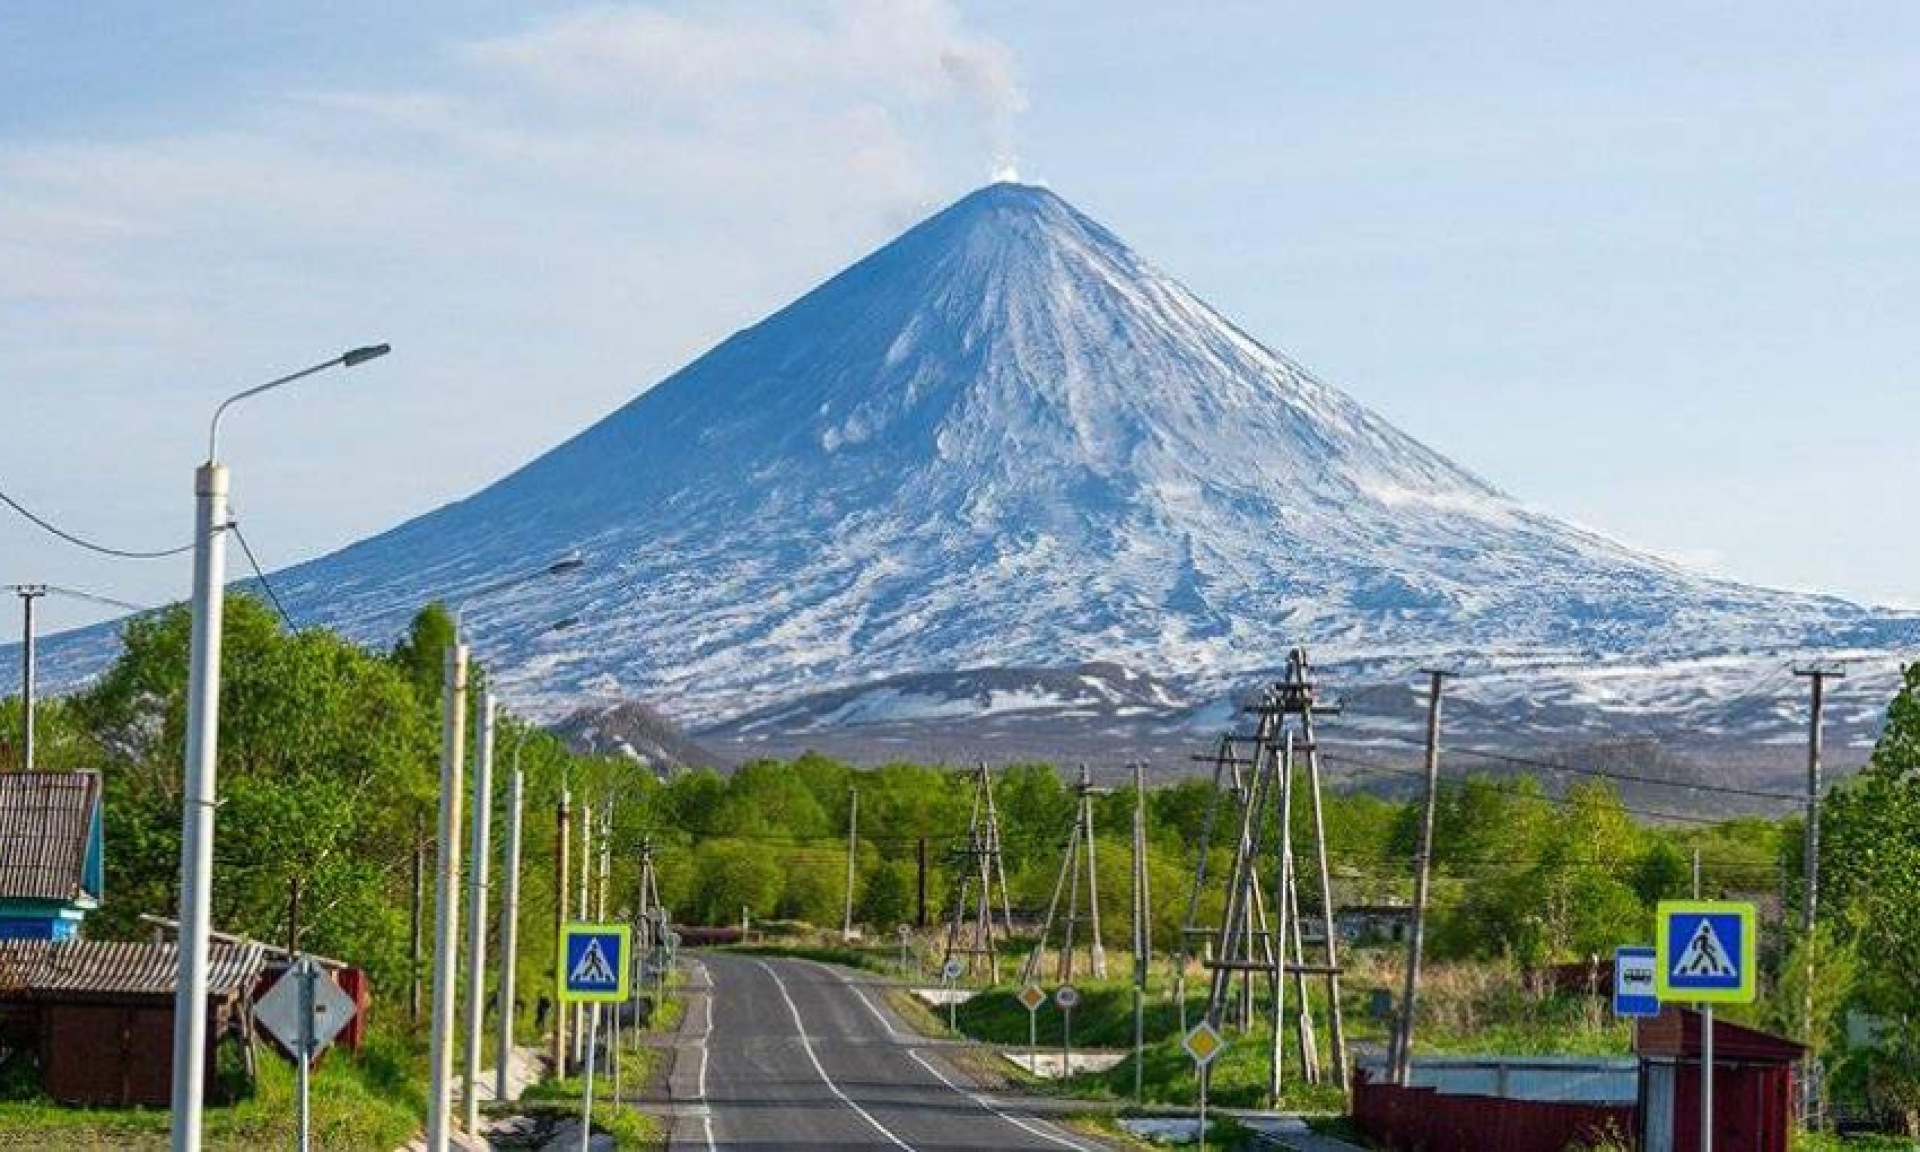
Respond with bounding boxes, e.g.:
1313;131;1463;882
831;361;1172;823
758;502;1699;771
560;923;631;1003
1655;901;1755;1004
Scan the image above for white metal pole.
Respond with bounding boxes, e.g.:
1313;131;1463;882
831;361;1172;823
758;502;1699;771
296;957;314;1152
169;461;228;1152
1198;1062;1209;1152
1702;1005;1715;1152
496;741;525;1104
462;691;497;1134
426;641;469;1151
579;1004;599;1152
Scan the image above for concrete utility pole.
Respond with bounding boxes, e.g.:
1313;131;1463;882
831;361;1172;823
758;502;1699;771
426;641;469;1151
843;787;859;941
462;692;497;1134
497;734;526;1104
553;785;571;1076
168;458;229;1152
15;586;42;772
1392;670;1451;1085
1796;665;1843;1048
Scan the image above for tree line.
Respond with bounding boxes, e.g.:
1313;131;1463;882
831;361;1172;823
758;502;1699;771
1;597;1913;1113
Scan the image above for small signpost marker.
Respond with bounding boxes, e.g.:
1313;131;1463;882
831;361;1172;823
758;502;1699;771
560;923;632;1152
1183;1020;1226;1152
1613;946;1660;1020
1055;985;1080;1078
1657;901;1756;1152
943;957;965;1032
255;955;358;1152
1017;984;1046;1066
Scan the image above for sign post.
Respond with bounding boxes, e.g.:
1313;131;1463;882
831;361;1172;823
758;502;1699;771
255;955;359;1152
1183;1021;1226;1152
560;923;632;1152
1657;901;1757;1152
1017;984;1046;1067
1055;985;1080;1078
943;957;964;1032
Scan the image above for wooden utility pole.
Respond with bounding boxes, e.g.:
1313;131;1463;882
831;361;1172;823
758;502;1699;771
917;837;929;928
410;818;426;1023
1391;669;1450;1085
944;764;1013;980
574;799;593;1067
1131;761;1150;1105
843;788;859;942
1021;766;1110;984
1795;664;1843;1050
553;787;571;1075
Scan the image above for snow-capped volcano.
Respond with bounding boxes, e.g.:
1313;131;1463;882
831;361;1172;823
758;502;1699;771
20;183;1912;742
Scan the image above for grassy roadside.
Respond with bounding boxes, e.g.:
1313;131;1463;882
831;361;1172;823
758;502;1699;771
516;973;686;1150
0;1026;422;1150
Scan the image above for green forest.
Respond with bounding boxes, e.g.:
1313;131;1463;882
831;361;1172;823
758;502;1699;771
4;594;1917;1124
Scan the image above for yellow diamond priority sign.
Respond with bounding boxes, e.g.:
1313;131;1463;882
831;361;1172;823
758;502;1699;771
1017;984;1046;1012
1183;1020;1226;1067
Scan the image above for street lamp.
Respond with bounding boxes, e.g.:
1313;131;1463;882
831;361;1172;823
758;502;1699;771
427;557;584;1151
170;345;388;1152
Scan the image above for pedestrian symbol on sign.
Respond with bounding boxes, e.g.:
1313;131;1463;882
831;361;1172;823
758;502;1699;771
1655;901;1756;1005
560;923;631;1003
571;937;617;987
1675;919;1736;979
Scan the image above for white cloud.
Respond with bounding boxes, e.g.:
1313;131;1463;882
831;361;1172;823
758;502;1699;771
0;2;1024;625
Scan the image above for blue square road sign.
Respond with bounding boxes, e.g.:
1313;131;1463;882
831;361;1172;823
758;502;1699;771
560;922;631;1003
1655;901;1755;1004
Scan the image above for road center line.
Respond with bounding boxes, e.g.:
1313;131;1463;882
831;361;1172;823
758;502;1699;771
751;959;915;1150
801;959;905;1039
905;1049;1097;1152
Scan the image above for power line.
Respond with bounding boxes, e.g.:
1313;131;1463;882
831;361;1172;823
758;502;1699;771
228;520;295;631
1319;750;1750;827
1442;743;1802;803
0;484;195;559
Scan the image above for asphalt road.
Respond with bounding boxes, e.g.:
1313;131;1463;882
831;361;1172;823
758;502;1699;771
669;953;1110;1151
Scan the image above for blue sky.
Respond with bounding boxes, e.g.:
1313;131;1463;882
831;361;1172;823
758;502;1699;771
3;1;1915;636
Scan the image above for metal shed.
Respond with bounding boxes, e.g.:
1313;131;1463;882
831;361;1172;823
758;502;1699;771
1637;1006;1805;1152
0;937;266;1106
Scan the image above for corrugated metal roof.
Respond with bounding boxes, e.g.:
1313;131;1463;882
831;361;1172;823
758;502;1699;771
0;938;265;999
0;772;99;902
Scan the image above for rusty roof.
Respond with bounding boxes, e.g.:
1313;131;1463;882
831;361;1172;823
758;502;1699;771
0;938;265;1000
0;772;100;902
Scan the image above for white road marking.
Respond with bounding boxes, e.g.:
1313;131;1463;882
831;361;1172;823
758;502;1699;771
751;959;916;1150
905;1050;1099;1151
801;959;906;1039
691;962;717;1151
800;958;1096;1151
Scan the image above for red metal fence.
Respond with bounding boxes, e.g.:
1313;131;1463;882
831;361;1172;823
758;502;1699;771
1353;1068;1635;1152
